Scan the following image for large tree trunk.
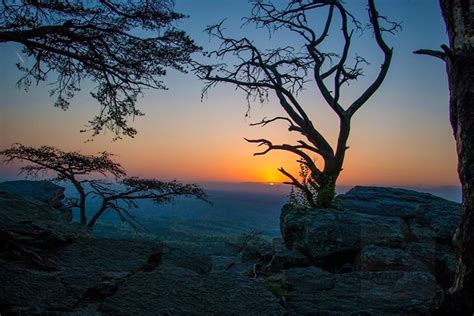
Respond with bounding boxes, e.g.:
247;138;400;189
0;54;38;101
434;0;474;314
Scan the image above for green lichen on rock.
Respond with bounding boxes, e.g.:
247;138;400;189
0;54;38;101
264;274;293;301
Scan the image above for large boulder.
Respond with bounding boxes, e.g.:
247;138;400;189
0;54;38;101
0;190;86;271
280;205;408;263
0;182;166;314
337;186;458;219
279;185;461;308
0;180;66;208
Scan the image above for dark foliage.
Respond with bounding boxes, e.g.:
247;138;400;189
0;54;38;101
0;143;125;180
0;0;200;138
0;143;207;229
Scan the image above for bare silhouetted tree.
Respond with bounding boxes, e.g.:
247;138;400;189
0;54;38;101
194;0;398;207
415;1;474;314
0;0;199;139
0;144;207;229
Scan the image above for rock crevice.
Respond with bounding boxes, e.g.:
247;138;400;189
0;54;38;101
278;186;461;314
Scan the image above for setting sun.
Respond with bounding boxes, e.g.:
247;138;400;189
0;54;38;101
0;0;470;314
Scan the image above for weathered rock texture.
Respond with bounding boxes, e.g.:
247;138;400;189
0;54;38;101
284;267;437;315
1;182;462;315
280;186;462;314
0;181;283;314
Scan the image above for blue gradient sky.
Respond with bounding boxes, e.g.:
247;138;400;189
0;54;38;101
0;0;458;186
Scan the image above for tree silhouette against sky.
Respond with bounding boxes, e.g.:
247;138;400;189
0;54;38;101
195;0;399;207
416;0;474;313
0;144;207;229
0;0;199;139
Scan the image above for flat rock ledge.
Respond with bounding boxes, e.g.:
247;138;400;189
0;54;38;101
0;182;462;315
0;181;283;315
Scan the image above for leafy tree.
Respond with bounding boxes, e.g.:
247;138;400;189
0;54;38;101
194;0;398;208
415;0;474;314
0;143;207;229
0;0;199;139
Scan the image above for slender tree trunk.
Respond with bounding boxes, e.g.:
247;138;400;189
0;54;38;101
79;196;87;225
70;179;87;225
434;0;474;314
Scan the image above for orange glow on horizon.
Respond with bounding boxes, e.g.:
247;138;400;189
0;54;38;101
0;1;460;189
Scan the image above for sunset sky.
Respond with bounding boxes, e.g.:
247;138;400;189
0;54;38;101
0;0;459;187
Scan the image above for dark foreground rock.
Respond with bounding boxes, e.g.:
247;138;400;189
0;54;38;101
101;267;282;315
279;186;461;314
0;180;66;207
285;267;437;315
1;182;462;315
0;181;283;314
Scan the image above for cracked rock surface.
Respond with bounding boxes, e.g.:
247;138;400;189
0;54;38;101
0;182;283;315
0;182;462;315
279;186;461;314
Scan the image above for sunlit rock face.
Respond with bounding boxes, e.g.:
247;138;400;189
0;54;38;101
280;186;462;313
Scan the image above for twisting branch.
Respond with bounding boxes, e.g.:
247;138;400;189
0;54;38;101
346;0;397;117
413;45;451;61
0;143;208;229
244;137;323;179
194;0;397;207
86;177;208;229
0;1;199;139
278;167;316;208
249;116;296;128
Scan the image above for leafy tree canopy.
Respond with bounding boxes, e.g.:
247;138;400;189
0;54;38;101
0;0;200;139
1;143;208;229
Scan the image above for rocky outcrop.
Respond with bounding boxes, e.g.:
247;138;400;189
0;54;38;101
0;180;65;206
0;181;283;314
337;186;460;220
0;181;166;313
280;206;407;262
279;186;462;314
0;188;86;272
1;182;463;315
0;180;72;220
